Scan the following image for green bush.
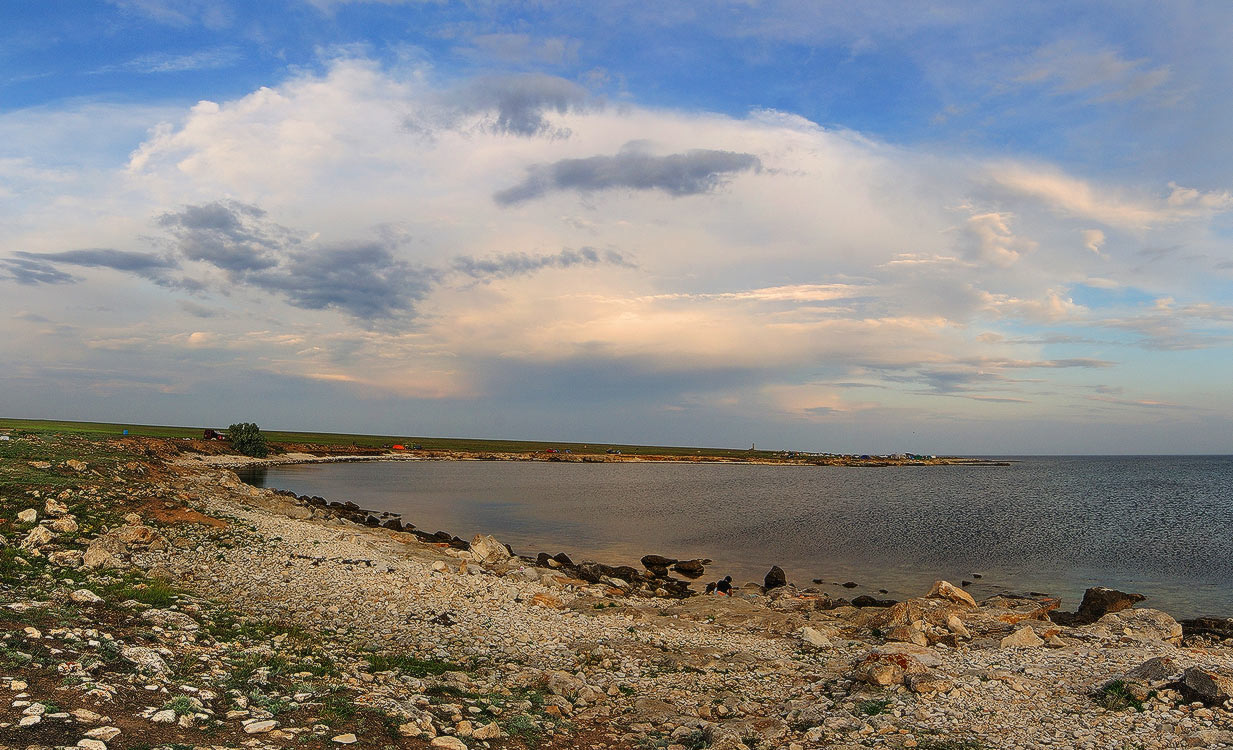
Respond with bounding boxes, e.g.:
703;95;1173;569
227;423;268;458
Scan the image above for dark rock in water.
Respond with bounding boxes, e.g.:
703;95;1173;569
381;518;404;531
552;552;574;566
842;581;858;589
343;501;360;510
672;559;707;578
971;573;983;579
433;531;453;541
1074;586;1146;625
1181;617;1233;640
878;589;889;594
764;565;787;590
576;561;640;585
812;578;824;584
363;515;381;527
852;595;897;608
536;552;553;567
961;580;972;587
641;554;678;568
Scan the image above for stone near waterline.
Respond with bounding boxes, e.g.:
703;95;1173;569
70;589;103;604
641;554;677;568
800;627;832;648
842;581;858;588
851;595;897;608
16;508;37;524
1088;608;1182;644
1074;586;1146;625
764;565;787;590
470;534;512;564
927;580;976;608
51;516;79;533
1181;667;1233;705
552;551;574;566
672;559;708;577
1000;626;1045;648
20;526;55;549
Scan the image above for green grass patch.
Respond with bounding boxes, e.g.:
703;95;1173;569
858;698;892;716
364;653;461;677
1093;680;1151;712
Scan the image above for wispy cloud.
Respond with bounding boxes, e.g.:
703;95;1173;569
93;47;242;75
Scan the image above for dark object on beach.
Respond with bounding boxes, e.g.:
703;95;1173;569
716;575;733;596
852;595;897;608
764;566;787;590
878;589;889;594
552;552;574;566
842;581;858;589
381;518;404;531
536;552;553;567
672;559;708;578
1074;586;1146;625
812;578;823;584
961;580;972;587
971;573;983;579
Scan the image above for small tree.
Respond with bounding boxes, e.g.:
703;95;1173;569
227;422;269;458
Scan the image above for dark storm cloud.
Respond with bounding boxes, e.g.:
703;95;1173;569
157;200;285;271
452;247;634;280
246;244;435;320
456;73;589;137
494;145;762;205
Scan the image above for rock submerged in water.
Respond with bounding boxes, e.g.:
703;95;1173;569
672;559;708;578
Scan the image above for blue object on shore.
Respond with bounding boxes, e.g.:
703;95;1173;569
122;429;128;435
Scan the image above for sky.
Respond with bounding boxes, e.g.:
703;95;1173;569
2;1;1232;454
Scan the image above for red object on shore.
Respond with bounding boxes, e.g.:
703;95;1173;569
391;444;405;450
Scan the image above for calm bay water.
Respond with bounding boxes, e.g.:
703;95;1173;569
238;456;1233;618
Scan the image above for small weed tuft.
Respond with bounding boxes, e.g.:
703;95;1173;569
859;698;892;716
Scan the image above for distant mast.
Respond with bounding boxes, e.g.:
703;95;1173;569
750;442;756;451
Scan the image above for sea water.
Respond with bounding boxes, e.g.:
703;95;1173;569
238;455;1233;618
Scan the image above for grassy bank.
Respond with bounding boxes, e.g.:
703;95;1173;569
0;417;781;459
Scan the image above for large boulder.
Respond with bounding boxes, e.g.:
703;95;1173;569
469;534;512;565
1074;586;1145;625
1000;625;1045;648
1181;667;1233;705
1085;608;1182;644
927;580;976;608
20;526;55;549
764;566;787;590
849;644;935;686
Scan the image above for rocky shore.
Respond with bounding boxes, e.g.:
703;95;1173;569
3;433;1233;750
